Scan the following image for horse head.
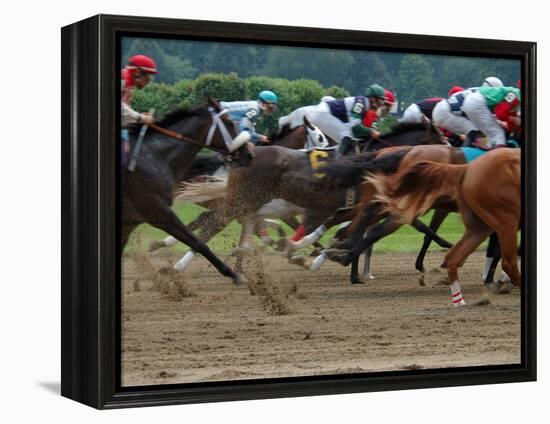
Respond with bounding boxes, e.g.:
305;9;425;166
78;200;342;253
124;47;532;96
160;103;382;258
303;116;330;148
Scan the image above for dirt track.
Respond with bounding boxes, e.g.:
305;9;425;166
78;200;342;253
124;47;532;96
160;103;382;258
121;250;520;387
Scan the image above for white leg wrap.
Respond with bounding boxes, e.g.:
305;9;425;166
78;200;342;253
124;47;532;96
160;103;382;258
163;235;178;247
432;100;477;135
292;225;326;250
174;250;196;271
310;252;328;271
450;281;466;306
363;251;374;279
227;131;251;152
240;235;253;249
400;103;424;124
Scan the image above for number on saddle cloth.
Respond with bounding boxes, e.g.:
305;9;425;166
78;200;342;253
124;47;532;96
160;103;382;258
307;147;337;178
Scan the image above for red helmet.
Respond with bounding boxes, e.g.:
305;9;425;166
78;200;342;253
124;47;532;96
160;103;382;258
128;55;158;74
384;89;396;104
448;86;464;97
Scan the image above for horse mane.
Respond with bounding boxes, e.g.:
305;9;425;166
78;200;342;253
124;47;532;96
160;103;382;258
369;160;467;224
270;124;302;144
155;104;209;128
182;154;225;180
380;122;429;139
318;149;409;188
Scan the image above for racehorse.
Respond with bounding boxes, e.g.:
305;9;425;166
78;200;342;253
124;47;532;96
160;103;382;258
122;97;249;284
167;122;449;277
146;117;330;259
368;148;520;305
269;116;333;150
315;144;513;287
313;144;463;269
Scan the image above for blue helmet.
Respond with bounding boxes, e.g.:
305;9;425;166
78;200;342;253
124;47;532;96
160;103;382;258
258;90;278;104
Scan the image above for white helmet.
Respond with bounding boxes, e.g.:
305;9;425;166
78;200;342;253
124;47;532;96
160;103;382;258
321;95;336;102
482;76;503;87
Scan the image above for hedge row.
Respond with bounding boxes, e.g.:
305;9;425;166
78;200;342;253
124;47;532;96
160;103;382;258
131;73;349;134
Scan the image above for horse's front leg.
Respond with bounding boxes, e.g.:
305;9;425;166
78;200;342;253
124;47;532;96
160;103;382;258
328;215;400;267
142;202;245;285
441;212;492;306
414;208;450;273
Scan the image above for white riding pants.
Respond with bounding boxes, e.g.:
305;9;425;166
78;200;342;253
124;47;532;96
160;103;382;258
400;103;425;124
462;92;506;147
278;105;317;129
432;99;477;135
308;102;358;144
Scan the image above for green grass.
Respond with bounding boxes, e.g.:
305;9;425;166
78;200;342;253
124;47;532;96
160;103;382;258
125;204;486;255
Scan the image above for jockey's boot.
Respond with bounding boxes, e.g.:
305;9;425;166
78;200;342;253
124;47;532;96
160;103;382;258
338;136;355;156
463;130;483;148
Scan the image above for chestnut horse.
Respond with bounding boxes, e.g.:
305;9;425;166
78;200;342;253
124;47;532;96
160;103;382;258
369;148;521;305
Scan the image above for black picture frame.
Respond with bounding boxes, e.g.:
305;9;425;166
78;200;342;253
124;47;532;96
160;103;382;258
61;14;537;409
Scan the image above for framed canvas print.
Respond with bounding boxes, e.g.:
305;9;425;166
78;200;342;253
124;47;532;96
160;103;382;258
61;14;536;409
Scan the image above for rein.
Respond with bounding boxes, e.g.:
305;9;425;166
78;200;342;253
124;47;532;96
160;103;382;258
373;138;397;148
149;109;234;155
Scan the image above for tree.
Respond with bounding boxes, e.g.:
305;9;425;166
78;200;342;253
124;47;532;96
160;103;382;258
123;38;197;84
397;55;435;106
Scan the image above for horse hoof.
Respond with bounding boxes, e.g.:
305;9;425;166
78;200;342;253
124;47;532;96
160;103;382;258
232;246;255;256
329;241;352;251
309;247;324;257
324;248;349;264
274;239;288;251
148;240;165;253
496;272;511;284
351;279;365;285
232;273;248;285
490;280;514;294
288;255;312;269
418;273;426;287
422;267;447;286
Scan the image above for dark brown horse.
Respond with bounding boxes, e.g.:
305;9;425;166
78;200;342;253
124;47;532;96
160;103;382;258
123;97;249;284
318;144;465;266
369;148;521;305
168;123;448;275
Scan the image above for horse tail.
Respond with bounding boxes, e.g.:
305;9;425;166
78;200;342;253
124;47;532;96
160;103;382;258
183;154;225;180
319;149;409;188
174;176;228;204
368;161;467;224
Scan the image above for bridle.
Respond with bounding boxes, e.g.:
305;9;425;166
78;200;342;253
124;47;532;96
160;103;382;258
304;125;329;150
148;108;236;155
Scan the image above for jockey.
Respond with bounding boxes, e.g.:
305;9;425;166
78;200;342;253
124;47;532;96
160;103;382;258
380;89;396;118
220;90;278;151
321;95;336;102
432;85;485;147
121;54;158;164
462;86;521;149
482;76;504;88
278;95;334;130
308;83;387;155
401;86;463;125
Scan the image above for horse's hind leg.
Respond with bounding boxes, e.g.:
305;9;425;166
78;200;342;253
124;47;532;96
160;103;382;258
350;257;360;284
143;203;243;284
330;215;401;267
496;226;520;288
443;212;492;306
147;208;213;252
483;233;501;284
414;209;449;273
